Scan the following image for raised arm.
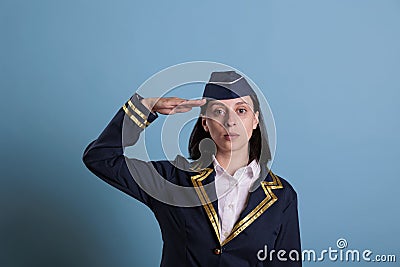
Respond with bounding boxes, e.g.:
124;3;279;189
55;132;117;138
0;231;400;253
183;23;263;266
82;93;205;208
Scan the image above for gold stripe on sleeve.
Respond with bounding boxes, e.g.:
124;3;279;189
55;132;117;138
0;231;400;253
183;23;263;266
122;104;145;129
127;99;151;126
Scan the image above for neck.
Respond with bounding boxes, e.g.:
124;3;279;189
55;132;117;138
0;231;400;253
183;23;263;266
215;149;249;176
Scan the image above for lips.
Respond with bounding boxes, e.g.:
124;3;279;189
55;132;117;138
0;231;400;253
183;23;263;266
224;133;239;140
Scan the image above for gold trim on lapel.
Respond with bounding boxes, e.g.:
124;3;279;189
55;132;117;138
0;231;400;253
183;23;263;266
191;169;283;246
191;168;221;242
221;171;283;245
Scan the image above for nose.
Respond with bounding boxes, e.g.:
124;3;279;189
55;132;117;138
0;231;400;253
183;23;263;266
223;109;238;127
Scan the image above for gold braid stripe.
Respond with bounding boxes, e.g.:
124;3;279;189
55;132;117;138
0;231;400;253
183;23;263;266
191;168;221;243
196;172;221;242
264;171;283;189
122;105;145;129
127;99;150;126
221;171;283;245
191;169;284;247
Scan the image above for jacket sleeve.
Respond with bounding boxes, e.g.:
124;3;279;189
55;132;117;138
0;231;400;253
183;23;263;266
82;93;160;208
269;188;302;267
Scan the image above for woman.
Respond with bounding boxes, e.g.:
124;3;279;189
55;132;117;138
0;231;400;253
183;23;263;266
83;71;301;266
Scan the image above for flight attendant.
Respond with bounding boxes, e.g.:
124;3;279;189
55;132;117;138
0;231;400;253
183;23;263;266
83;70;302;266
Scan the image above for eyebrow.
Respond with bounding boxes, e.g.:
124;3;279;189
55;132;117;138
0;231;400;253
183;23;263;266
209;101;251;108
235;101;250;106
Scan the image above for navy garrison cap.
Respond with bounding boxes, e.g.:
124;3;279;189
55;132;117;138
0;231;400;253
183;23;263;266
203;71;256;100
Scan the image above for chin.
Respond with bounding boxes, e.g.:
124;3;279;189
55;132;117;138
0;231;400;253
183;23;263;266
219;143;247;154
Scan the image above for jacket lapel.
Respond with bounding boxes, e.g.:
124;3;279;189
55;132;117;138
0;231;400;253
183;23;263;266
190;168;221;243
221;170;283;245
190;166;283;246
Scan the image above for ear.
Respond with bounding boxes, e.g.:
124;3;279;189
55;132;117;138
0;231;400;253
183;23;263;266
252;111;259;130
201;115;209;132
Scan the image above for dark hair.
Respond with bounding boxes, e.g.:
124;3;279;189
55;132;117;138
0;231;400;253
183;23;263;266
188;94;271;166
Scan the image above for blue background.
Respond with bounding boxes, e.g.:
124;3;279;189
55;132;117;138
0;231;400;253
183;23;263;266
1;0;399;266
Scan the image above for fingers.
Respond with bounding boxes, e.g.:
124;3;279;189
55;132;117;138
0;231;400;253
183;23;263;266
173;99;206;109
172;106;193;114
162;98;206;108
153;97;206;115
156;107;192;115
182;98;207;107
166;105;194;114
171;99;206;113
161;98;188;108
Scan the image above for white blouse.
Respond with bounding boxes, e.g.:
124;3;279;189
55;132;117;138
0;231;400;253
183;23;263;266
212;155;261;243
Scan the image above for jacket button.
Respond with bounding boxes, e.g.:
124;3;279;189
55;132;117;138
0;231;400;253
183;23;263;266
214;248;222;255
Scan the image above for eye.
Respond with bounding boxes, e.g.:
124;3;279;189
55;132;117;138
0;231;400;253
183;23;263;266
237;108;247;114
213;109;226;116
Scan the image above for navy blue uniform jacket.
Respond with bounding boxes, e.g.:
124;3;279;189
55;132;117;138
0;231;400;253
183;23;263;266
82;94;302;266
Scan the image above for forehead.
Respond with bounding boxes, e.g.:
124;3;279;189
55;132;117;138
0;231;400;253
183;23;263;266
206;95;254;108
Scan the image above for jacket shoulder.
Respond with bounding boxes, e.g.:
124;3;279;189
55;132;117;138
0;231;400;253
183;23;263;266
267;170;299;202
149;155;199;179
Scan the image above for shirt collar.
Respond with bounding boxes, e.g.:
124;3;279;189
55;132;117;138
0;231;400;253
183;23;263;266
212;155;260;179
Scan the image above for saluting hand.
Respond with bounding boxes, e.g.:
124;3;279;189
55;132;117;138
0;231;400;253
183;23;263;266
141;97;206;115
